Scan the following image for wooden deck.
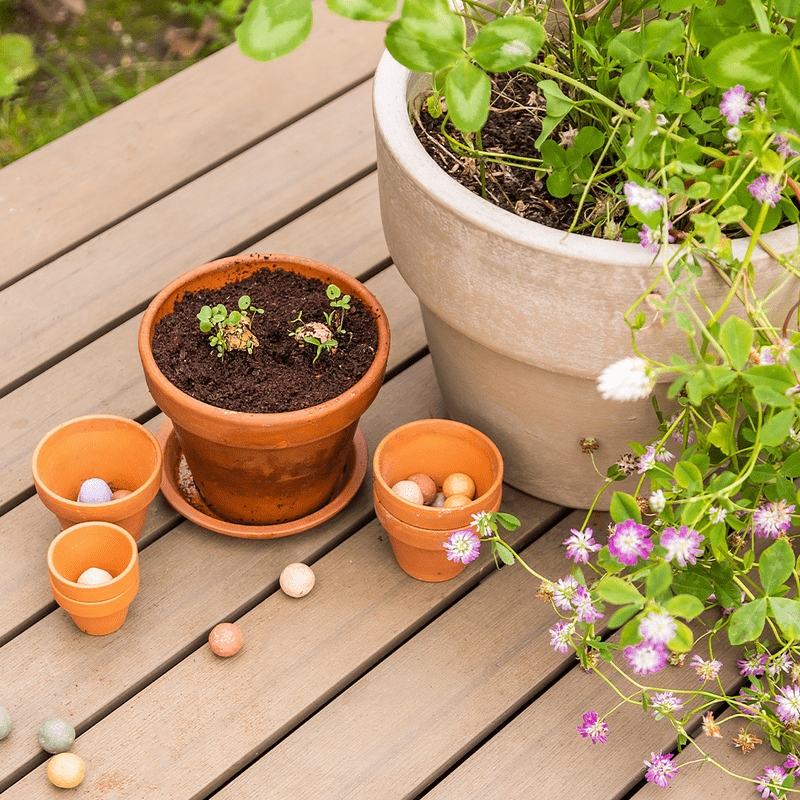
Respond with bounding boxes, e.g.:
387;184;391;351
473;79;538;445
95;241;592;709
0;4;781;797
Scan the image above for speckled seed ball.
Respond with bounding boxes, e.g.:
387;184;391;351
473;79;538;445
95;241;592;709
406;473;437;505
442;473;476;500
111;488;132;500
391;480;425;505
38;717;75;754
0;707;11;740
47;752;85;788
77;567;113;585
77;478;113;504
443;494;472;509
280;563;316;597
208;623;243;657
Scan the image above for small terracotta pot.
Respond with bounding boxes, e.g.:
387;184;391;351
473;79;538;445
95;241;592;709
373;419;503;581
32;415;162;541
47;522;139;635
138;253;390;526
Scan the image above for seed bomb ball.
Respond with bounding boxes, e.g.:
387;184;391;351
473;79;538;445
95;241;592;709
77;478;113;504
208;623;243;657
77;567;113;585
47;753;85;788
431;491;446;508
406;473;437;505
0;707;11;740
443;494;472;509
38;717;75;754
111;488;132;500
280;563;316;597
442;473;476;500
391;480;425;504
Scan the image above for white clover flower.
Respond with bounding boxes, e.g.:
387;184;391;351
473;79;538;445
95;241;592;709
649;490;666;514
597;357;655;401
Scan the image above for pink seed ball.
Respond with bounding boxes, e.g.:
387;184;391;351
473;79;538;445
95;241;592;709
77;478;112;504
406;472;437;505
280;563;316;597
391;480;425;504
208;623;243;657
111;488;132;500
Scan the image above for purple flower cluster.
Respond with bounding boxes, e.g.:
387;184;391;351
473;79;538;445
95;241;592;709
644;750;679;788
443;529;481;564
660;525;704;567
577;710;609;744
719;84;752;125
563;527;601;563
608;519;653;566
748;173;782;208
752;499;795;538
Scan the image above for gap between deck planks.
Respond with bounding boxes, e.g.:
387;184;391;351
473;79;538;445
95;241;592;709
1;488;563;799
2;81;380;398
0;0;387;285
0;172;402;511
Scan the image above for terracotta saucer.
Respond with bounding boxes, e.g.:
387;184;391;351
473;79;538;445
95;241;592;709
155;420;367;539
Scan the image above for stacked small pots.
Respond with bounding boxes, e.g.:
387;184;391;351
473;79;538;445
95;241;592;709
32;414;162;541
47;522;139;635
373;419;503;581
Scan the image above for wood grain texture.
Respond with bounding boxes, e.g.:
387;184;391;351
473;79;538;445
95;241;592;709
1;488;562;799
0;0;387;284
2;80;379;395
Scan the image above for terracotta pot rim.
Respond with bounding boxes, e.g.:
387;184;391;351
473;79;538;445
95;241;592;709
32;414;162;509
138;253;391;427
372;418;504;522
47;522;139;592
373;51;799;263
50;576;139;612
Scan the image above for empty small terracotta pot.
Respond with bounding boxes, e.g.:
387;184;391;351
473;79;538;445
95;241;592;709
32;415;162;541
373;419;503;581
48;522;140;635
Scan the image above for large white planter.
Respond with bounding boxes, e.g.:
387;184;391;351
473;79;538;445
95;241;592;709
372;50;800;510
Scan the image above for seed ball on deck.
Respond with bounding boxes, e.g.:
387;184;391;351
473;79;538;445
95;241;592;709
391;480;425;505
38;717;75;754
77;567;113;585
0;707;11;740
77;478;113;504
406;473;437;505
47;753;85;788
280;563;316;597
208;623;244;657
443;494;472;509
442;473;476;500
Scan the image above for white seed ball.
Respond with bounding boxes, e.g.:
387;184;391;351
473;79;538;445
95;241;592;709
77;567;113;585
391;480;425;504
0;707;11;740
431;491;446;508
77;478;113;504
280;563;316;598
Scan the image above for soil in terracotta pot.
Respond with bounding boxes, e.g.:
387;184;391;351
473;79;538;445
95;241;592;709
151;266;379;413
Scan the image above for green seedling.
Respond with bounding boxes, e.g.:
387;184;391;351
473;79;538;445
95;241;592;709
197;294;263;358
323;284;351;334
288;283;351;363
303;335;339;364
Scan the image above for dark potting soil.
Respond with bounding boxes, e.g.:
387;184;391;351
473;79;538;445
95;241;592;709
151;265;379;414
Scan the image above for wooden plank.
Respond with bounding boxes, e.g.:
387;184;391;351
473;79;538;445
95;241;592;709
1;81;379;396
0;0;387;284
0;355;449;794
0;266;424;629
0;486;563;798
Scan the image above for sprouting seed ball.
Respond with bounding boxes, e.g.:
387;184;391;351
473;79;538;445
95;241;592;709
442;473;476;500
443;494;472;509
77;478;112;504
208;623;243;657
0;707;11;740
406;473;437;505
77;567;113;586
47;753;85;788
38;717;75;754
391;480;425;505
280;563;316;597
111;488;132;500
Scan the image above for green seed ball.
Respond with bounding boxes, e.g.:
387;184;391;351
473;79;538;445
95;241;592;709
0;707;11;740
38;717;75;754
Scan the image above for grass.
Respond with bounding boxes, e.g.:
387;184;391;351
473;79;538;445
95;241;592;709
0;0;239;167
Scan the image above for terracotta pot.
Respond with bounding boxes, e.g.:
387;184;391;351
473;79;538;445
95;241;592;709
372;52;799;510
32;415;162;541
138;253;390;526
47;522;139;635
373;419;503;581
